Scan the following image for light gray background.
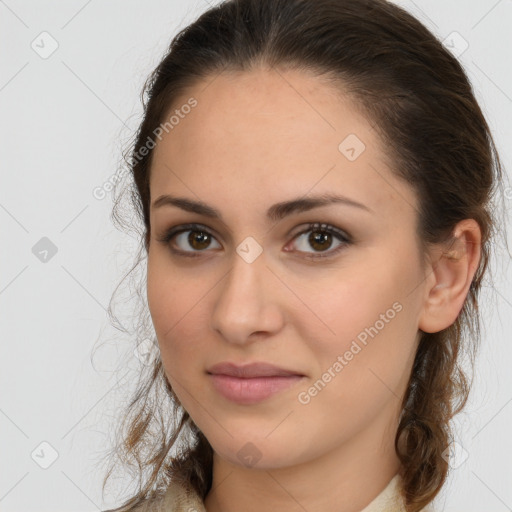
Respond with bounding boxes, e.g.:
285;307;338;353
1;1;511;511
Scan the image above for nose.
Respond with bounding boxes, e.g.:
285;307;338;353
210;248;284;345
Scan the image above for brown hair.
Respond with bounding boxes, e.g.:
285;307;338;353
99;0;509;510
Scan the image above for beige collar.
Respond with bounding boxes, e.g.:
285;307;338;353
360;474;405;512
160;473;434;512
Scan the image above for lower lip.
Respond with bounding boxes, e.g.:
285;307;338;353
208;374;305;404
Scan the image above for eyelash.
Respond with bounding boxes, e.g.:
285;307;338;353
156;222;352;261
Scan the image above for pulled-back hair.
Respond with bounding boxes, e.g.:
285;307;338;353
100;1;508;511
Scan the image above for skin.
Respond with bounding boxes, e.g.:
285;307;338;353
146;66;481;512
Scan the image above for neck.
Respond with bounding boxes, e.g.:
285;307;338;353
203;407;402;512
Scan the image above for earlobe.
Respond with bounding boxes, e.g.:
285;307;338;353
418;219;482;334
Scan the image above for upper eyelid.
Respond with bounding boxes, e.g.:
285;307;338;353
163;222;351;247
166;221;348;236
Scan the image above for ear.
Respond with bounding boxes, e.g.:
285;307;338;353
418;219;482;334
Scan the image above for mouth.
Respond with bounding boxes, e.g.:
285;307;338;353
206;361;306;404
207;374;305;404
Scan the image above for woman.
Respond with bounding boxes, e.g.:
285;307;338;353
101;0;507;510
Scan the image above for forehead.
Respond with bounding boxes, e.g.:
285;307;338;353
150;67;416;222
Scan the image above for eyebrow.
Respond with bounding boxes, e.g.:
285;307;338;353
151;193;373;222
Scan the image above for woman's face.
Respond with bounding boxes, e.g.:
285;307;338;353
147;67;429;469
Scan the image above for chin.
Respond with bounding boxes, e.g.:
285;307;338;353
207;431;308;471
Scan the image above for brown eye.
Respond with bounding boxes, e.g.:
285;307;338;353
308;230;333;252
289;223;351;259
158;222;351;261
158;224;221;257
173;229;221;253
185;230;213;251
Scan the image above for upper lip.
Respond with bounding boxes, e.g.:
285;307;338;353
207;362;304;378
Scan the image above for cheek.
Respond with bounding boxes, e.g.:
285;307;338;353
147;246;197;331
295;253;421;393
295;298;415;445
322;246;422;344
147;252;201;369
287;264;399;353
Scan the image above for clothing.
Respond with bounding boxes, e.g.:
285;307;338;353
128;473;435;511
359;474;434;512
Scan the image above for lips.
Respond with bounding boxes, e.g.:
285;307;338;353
206;361;304;378
206;362;306;404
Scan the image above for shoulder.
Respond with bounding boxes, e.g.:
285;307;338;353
161;479;206;512
102;480;206;512
360;474;437;512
